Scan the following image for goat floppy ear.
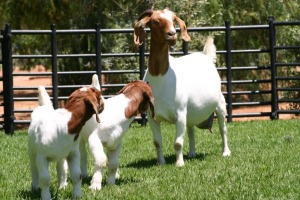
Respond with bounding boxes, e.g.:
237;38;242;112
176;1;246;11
134;10;153;45
134;17;150;45
92;102;101;123
174;16;190;42
85;93;101;123
149;96;155;119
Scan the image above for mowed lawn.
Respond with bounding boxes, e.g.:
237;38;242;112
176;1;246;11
0;119;299;199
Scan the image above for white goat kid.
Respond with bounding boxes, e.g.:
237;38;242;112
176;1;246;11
134;8;231;167
28;85;104;199
80;75;155;190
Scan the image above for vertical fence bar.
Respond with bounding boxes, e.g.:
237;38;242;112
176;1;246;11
268;16;278;120
139;43;145;80
95;23;102;87
139;42;147;125
51;24;59;109
182;22;189;56
182;40;189;55
2;24;15;134
225;20;233;122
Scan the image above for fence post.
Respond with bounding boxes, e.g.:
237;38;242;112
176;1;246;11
51;24;59;109
182;21;189;55
138;42;147;125
182;40;189;55
139;43;145;80
225;20;233;122
268;16;278;120
2;24;15;134
95;23;102;87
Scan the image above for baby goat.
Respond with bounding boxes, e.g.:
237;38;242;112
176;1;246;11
80;75;154;190
28;85;104;199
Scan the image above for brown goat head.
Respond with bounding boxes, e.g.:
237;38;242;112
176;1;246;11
134;8;190;46
65;87;104;139
117;81;155;119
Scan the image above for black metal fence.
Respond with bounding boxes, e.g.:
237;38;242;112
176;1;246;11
1;17;300;134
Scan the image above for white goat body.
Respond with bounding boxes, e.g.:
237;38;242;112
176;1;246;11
134;8;231;166
80;77;154;190
148;53;221;125
28;85;103;199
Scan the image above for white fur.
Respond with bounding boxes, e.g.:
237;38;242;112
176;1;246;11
145;52;231;166
138;9;231;167
28;86;98;199
80;76;153;190
80;94;131;190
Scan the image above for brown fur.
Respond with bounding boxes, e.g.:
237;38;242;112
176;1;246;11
65;87;104;140
117;81;155;119
134;8;190;76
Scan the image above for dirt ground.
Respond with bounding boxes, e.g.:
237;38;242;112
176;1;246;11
0;67;299;130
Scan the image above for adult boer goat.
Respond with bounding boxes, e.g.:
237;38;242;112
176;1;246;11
28;85;104;199
134;8;231;166
80;75;155;190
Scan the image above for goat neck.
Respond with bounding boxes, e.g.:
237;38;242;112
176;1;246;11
148;29;170;76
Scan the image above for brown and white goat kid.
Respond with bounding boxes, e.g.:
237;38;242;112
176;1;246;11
28;85;104;199
134;8;231;167
80;75;154;190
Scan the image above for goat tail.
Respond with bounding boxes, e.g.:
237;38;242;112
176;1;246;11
38;86;52;106
203;36;217;64
91;74;101;91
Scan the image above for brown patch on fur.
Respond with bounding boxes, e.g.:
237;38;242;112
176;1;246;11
134;8;190;76
65;87;104;141
117;81;155;119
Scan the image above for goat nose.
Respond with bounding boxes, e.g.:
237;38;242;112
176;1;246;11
167;31;176;37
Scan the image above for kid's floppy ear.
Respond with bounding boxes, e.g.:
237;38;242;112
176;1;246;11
174;15;190;42
89;97;101;123
94;107;100;123
148;96;155;119
85;89;102;123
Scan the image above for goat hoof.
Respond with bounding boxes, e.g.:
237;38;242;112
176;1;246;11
188;152;196;158
89;184;102;191
222;149;231;157
59;182;68;190
107;180;116;185
31;185;39;192
157;160;166;165
73;191;82;199
115;172;120;179
107;177;116;185
81;173;89;178
175;160;185;167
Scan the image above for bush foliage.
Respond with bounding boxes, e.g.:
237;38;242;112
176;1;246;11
0;0;299;100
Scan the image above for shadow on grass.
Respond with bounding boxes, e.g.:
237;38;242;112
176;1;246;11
79;153;208;188
82;175;142;188
17;189;41;200
125;152;207;169
17;187;71;200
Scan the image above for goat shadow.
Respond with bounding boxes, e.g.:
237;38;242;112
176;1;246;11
82;176;143;188
17;189;40;200
17;187;69;200
82;153;207;187
125;152;207;169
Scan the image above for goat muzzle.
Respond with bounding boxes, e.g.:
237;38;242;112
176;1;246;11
166;34;177;46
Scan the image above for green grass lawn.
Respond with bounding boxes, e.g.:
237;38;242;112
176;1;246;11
0;119;299;199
